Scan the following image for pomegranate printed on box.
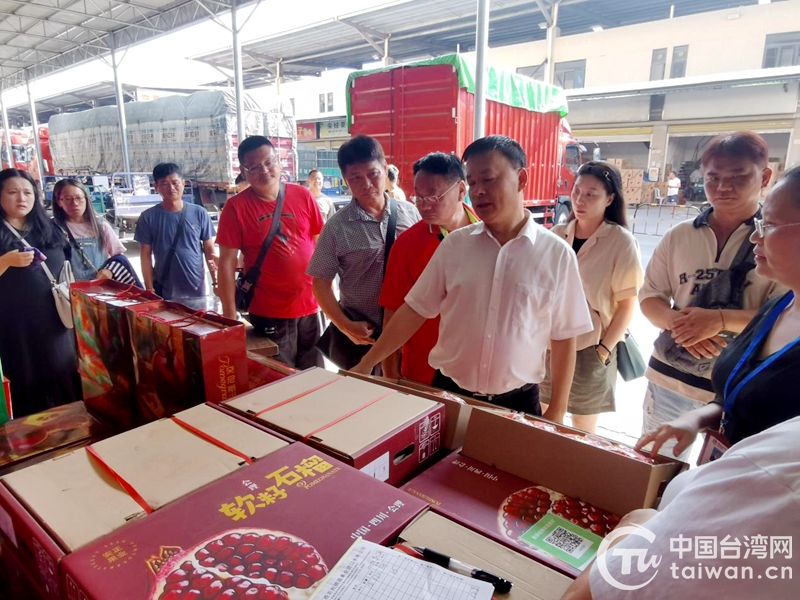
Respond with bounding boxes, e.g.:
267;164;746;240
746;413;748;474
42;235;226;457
149;529;328;600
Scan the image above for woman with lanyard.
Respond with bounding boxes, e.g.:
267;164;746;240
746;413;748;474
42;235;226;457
637;167;800;458
540;162;643;433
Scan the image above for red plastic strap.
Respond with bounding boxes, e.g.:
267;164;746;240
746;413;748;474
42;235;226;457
303;390;394;441
254;376;343;417
170;416;253;465
85;445;154;514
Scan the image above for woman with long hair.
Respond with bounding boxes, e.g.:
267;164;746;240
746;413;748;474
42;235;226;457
540;161;644;432
52;179;126;281
0;169;79;416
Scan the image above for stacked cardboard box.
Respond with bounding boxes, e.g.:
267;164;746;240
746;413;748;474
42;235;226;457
642;181;669;204
620;168;645;204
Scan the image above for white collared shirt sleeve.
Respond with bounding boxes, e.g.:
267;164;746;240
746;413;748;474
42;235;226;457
550;248;594;341
404;240;447;319
612;235;645;302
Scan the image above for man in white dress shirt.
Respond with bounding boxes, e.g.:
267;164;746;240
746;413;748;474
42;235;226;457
352;135;593;422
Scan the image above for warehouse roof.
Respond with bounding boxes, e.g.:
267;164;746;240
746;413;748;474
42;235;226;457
193;0;766;88
0;0;251;88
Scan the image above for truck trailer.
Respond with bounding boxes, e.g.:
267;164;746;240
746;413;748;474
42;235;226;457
348;55;581;224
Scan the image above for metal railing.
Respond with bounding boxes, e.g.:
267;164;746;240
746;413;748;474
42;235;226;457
631;203;703;236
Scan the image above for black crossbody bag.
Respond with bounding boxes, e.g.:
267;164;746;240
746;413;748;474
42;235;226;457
235;184;286;312
153;205;187;297
316;196;398;370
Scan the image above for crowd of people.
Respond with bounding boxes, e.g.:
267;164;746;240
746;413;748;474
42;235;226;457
1;128;799;597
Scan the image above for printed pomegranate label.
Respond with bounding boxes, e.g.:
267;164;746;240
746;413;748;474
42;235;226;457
148;528;328;600
498;485;620;542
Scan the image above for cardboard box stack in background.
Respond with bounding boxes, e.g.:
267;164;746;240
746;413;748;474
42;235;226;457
0;402;110;477
0;404;287;597
642;181;668;204
126;302;248;422
620;167;645;204
224;368;445;486
403;408;686;577
59;443;428;600
70;281;162;430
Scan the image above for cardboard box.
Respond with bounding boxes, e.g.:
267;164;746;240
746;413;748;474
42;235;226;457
247;353;296;392
0;404;287;596
403;409;685;576
70;281;162;430
404;450;620;577
224;367;445;486
398;511;572;600
0;402;111;477
0;536;47;600
127;302;248;421
606;158;628;169
60;443;428;600
341;371;496;451
245;324;280;358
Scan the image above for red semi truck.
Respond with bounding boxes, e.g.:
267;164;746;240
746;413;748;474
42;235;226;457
348;55;581;224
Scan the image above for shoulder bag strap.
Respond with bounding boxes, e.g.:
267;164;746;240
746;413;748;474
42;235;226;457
244;183;286;285
2;220;56;284
57;221;97;272
383;195;398;275
158;203;188;285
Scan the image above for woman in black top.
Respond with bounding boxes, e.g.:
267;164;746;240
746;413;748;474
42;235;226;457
637;166;800;456
0;169;79;417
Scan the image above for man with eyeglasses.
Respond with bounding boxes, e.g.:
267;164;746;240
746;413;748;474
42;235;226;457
216;136;325;369
378;152;478;384
638;131;784;460
136;162;216;302
351;136;593;421
307;135;420;370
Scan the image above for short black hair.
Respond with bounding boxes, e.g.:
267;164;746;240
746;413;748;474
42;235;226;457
387;165;399;183
0;169;60;247
153;163;181;182
337;135;386;174
235;173;246;184
413;152;466;183
462;135;527;170
238;136;274;163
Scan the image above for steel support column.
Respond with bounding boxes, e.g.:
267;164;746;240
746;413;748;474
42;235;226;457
111;34;132;179
473;0;490;140
25;71;44;189
0;86;13;169
231;0;246;143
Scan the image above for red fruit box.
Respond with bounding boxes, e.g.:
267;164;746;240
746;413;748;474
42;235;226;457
246;354;297;392
60;442;428;600
71;280;162;430
0;401;111;477
223;368;445;487
126;302;248;422
403;408;686;577
0;404;287;598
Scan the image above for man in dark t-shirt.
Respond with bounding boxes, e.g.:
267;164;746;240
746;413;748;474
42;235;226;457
135;163;216;301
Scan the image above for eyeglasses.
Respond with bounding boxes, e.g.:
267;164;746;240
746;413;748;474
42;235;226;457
241;157;278;175
754;218;800;237
410;181;460;205
59;196;85;204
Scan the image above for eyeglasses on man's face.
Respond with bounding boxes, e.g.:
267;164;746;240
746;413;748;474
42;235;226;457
411;180;460;205
754;218;800;238
241;157;279;175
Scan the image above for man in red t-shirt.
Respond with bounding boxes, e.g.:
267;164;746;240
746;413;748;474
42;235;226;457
217;136;324;368
379;152;478;383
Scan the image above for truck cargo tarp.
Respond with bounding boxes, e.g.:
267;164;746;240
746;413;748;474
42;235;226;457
346;53;569;127
48;90;295;184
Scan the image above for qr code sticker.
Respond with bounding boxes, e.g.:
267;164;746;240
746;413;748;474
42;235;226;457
544;526;593;558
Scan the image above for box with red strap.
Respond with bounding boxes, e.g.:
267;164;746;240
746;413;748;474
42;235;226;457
0;404;287;598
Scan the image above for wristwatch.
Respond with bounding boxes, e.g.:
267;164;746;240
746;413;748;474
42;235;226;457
595;343;612;366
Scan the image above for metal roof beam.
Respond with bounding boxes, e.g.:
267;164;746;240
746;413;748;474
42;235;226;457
0;11;109;33
336;17;386;55
0;0;165;34
535;0;552;26
0;28;108;51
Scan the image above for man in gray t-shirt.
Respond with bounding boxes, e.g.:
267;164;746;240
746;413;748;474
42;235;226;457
135;163;216;300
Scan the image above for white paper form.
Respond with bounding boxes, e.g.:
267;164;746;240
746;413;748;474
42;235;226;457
310;539;494;600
